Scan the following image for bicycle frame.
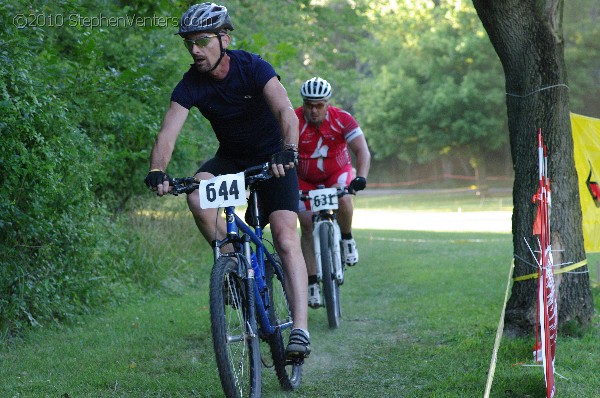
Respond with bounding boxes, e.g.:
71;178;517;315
212;190;293;338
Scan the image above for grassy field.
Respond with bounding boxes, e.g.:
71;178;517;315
1;191;598;397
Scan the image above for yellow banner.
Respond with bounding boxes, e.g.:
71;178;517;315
571;113;600;253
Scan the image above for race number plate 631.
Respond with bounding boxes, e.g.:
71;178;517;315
309;188;338;211
199;172;246;209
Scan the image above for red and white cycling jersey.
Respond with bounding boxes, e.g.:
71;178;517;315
295;106;364;182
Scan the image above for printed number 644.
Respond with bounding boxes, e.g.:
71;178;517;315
199;172;246;209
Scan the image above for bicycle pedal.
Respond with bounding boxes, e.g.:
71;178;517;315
286;357;305;366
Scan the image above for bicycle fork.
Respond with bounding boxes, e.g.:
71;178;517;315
331;221;344;283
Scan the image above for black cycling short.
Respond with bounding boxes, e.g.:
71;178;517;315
196;155;300;225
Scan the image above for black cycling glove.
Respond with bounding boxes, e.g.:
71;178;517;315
348;177;367;193
271;149;298;167
144;170;170;189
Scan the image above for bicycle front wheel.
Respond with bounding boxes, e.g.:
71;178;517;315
265;253;303;390
209;256;261;398
319;223;341;329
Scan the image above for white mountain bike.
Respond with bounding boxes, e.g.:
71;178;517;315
301;186;352;329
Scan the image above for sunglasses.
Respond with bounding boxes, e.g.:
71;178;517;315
183;34;220;50
303;101;327;110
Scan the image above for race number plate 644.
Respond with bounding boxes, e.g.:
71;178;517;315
199;172;246;209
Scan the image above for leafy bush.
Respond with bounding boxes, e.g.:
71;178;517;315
0;0;183;341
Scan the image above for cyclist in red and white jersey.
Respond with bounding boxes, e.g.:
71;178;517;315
295;77;371;308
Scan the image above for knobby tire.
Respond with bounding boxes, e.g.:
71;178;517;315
265;254;302;390
209;256;261;398
319;223;341;329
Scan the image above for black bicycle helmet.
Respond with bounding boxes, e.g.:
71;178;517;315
300;77;332;101
176;2;234;36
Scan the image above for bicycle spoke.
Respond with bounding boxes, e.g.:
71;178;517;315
210;257;261;398
265;254;303;390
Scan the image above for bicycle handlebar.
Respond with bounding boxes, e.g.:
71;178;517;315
169;162;273;196
244;162;272;186
299;186;354;202
169;176;198;196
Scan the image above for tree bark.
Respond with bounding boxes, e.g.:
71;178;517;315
472;0;593;336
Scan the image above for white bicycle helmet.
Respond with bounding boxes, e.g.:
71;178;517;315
176;2;234;36
300;77;332;101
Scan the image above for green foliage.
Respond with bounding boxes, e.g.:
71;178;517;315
225;0;370;110
356;1;507;164
287;0;369;110
564;0;600;118
0;1;129;338
0;0;192;340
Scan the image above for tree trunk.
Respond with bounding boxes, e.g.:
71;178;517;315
472;0;593;336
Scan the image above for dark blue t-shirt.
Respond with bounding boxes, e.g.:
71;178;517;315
171;50;282;160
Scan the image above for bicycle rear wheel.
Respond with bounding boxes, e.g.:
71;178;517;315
210;256;261;398
265;254;303;390
319;223;341;329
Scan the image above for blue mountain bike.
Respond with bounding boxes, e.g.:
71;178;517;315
170;162;302;398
